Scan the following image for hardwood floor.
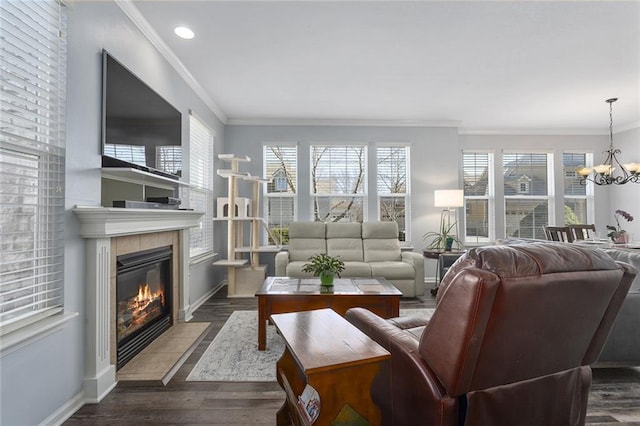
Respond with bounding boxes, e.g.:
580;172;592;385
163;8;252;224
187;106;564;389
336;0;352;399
66;285;640;425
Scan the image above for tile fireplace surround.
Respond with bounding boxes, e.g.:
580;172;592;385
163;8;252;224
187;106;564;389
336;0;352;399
73;206;203;402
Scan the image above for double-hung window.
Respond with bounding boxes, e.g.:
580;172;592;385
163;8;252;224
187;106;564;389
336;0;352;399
1;0;67;334
563;152;593;224
188;114;214;258
503;152;552;239
310;144;367;223
376;144;410;241
463;152;494;243
263;144;297;245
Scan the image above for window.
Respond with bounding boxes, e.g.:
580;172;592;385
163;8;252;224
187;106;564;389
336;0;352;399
463;152;494;243
563;152;593;224
0;0;66;333
264;145;297;245
503;152;552;239
310;145;367;223
188;114;214;258
377;145;410;241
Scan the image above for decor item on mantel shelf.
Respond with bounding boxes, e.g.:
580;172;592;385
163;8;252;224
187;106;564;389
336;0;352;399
301;253;345;286
577;98;639;186
607;209;634;244
424;189;464;252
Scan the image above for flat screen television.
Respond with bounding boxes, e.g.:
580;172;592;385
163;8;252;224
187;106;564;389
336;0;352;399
101;50;182;180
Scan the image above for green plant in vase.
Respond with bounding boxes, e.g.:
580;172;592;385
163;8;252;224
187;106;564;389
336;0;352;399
301;253;346;286
423;219;462;252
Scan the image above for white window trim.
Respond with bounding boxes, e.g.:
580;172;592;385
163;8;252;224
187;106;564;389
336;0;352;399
462;150;495;244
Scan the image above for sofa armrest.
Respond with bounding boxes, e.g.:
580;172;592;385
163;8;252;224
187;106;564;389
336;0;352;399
401;251;425;296
274;251;290;276
345;307;457;424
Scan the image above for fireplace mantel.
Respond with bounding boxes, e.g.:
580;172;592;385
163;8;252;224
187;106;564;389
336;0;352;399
73;206;203;238
73;205;203;402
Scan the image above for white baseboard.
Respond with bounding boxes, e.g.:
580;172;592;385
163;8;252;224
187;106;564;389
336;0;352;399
187;282;225;318
39;391;85;426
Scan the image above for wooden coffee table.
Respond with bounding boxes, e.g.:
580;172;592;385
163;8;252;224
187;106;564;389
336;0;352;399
255;277;402;350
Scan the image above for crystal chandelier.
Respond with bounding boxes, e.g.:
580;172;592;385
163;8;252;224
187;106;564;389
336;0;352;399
578;98;639;185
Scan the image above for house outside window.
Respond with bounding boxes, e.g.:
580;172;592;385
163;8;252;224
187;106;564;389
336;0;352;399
310;145;367;223
188;114;214;258
463;152;494;243
563;152;594;224
503;152;552;240
0;0;67;334
264;144;297;245
377;144;410;242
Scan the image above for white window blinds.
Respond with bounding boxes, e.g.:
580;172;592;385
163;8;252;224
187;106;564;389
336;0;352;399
0;0;67;333
189;114;214;257
377;145;409;241
310;145;367;222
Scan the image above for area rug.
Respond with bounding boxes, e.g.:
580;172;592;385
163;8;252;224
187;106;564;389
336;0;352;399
186;308;434;382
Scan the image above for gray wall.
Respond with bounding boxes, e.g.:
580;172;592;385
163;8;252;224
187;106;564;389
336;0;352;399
0;2;224;424
608;127;640;240
225;125;461;247
224;124;461;279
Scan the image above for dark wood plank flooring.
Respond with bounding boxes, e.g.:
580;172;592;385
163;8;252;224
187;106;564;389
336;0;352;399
66;285;640;425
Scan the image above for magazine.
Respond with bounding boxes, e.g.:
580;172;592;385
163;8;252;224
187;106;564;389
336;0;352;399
298;384;320;423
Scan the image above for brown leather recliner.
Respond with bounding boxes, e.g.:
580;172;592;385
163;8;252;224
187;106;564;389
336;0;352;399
346;242;636;426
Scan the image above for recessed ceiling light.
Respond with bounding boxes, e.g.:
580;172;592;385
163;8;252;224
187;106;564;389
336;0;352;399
174;26;194;40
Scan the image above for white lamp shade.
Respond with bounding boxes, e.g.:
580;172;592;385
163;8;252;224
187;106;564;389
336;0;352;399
434;189;464;208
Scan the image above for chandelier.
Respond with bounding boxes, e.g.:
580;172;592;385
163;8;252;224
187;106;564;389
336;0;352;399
578;98;639;185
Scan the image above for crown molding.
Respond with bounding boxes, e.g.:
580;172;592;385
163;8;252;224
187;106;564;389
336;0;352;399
113;0;228;124
459;128;609;136
460;120;640;136
226;117;462;128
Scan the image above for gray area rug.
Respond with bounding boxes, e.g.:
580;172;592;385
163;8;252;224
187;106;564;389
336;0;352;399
187;308;434;382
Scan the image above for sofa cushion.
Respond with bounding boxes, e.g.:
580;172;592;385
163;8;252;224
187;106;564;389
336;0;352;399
288;222;326;261
362;221;399;239
326;222;361;238
341;261;372;277
285;261;315;277
327;238;364;261
364;239;401;262
370;261;415;280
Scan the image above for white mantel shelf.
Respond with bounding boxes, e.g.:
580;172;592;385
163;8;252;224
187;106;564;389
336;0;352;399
73;206;203;238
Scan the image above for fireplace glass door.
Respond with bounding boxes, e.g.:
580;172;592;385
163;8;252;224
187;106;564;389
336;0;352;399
116;246;172;369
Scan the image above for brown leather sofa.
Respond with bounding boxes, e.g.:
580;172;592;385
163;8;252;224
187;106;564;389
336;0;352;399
346;242;636;426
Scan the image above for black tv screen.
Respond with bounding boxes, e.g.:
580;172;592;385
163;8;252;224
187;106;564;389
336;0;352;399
101;50;182;179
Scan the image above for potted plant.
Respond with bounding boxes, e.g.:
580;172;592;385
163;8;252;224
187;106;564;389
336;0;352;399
607;209;634;244
423;220;463;252
301;253;345;286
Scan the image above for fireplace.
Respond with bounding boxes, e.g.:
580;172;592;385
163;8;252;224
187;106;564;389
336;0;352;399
116;245;172;370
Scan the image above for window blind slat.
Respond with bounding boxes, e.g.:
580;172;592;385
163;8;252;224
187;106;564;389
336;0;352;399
188;114;213;257
0;0;66;331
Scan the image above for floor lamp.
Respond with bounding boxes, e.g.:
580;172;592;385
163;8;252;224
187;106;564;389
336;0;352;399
434;189;464;251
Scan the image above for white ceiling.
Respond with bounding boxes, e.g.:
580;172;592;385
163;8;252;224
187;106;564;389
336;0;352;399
128;0;640;132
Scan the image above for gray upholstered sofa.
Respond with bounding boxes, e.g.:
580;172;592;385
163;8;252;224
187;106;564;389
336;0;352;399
493;238;640;365
275;221;425;297
597;247;640;365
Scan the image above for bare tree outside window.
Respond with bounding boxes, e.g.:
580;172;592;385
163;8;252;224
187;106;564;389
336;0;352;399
264;145;297;244
311;145;366;222
377;145;409;241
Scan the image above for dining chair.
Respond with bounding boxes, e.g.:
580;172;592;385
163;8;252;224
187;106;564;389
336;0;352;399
569;224;597;241
543;226;574;243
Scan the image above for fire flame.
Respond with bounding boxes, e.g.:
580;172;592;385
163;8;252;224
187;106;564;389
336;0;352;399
134;283;163;308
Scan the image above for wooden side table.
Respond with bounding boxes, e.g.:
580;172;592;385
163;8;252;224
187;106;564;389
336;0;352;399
423;249;465;295
271;308;390;425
